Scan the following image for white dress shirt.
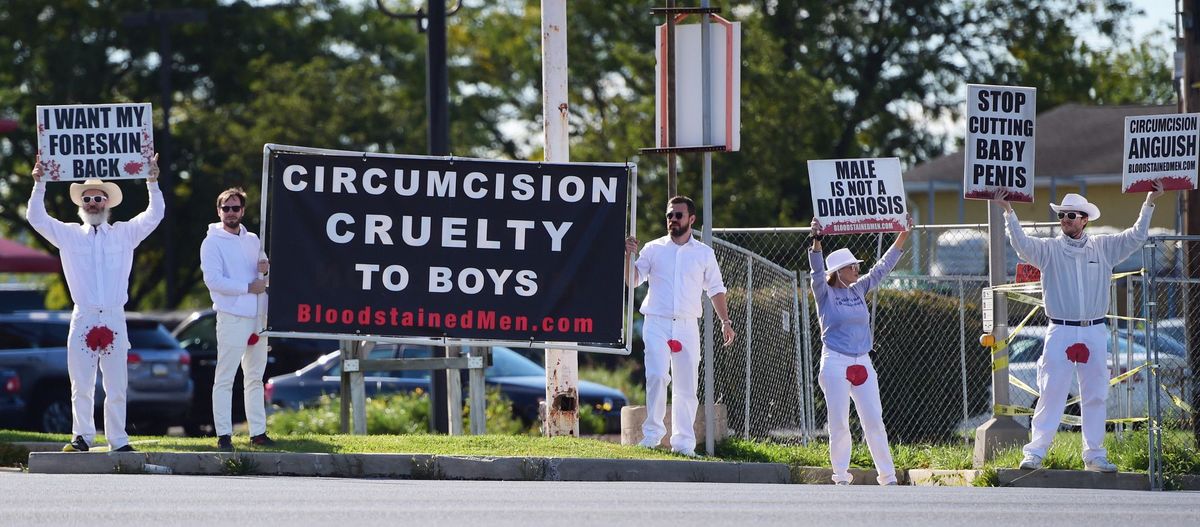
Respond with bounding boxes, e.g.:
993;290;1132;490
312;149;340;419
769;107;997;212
26;181;164;308
1004;204;1154;321
200;222;266;318
633;235;727;318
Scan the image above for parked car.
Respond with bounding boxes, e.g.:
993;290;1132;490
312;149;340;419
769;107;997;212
0;311;193;434
1006;325;1191;422
172;310;336;435
266;344;628;432
0;368;26;428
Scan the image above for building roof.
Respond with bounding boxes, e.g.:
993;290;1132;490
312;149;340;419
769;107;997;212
905;104;1177;185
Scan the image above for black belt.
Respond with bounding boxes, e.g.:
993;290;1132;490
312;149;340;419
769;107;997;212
1049;318;1106;327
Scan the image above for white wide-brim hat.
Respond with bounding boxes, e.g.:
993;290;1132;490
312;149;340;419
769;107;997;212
1049;193;1099;221
69;179;122;208
825;248;863;276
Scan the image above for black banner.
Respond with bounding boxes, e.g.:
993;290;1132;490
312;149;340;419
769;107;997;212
265;149;630;346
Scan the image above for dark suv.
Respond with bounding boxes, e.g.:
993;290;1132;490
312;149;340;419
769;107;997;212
0;312;193;434
172;310;335;435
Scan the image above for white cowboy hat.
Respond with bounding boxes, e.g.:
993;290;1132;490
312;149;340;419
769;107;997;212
1049;193;1100;221
69;179;122;208
825;248;863;276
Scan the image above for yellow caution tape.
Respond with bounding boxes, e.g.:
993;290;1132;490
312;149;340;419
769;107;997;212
1161;385;1194;413
994;404;1034;416
1008;374;1040;398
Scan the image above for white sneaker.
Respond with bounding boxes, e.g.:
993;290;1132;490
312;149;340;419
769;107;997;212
1084;457;1117;473
674;448;698;458
833;473;854;486
637;438;660;449
1018;454;1043;470
834;480;851;486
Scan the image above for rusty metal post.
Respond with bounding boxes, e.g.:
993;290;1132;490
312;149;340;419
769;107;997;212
541;0;579;436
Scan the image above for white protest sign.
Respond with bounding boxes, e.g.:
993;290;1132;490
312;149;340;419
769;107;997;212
36;103;154;181
808;157;908;235
963;84;1036;202
1122;112;1199;192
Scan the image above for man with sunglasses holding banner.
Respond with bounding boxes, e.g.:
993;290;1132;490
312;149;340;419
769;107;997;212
992;181;1165;472
27;154;163;453
624;195;735;457
200;188;272;451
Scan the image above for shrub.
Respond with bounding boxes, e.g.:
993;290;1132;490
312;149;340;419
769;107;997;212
268;388;532;436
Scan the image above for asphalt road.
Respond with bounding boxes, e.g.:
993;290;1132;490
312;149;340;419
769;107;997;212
2;472;1197;526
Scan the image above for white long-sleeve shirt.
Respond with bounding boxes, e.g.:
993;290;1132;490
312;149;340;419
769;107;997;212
26;181;164;309
200;222;265;318
1004;204;1154;321
632;235;727;318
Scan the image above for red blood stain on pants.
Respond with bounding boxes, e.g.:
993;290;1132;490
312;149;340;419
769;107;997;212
248;333;260;345
667;339;682;353
85;326;115;353
846;365;868;386
1066;343;1090;363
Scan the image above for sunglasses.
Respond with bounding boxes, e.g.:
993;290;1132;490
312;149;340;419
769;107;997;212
221;205;243;213
81;195;107;204
665;211;686;220
1057;211;1086;220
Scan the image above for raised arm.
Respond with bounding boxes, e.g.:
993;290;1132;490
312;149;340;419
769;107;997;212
25;156;74;247
992;190;1052;268
1100;181;1162;262
126;153;164;243
808;218;828;298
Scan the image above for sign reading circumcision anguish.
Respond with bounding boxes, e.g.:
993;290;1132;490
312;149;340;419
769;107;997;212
35;103;155;181
1122;112;1200;192
963;84;1036;202
808;157;908;235
264;147;632;348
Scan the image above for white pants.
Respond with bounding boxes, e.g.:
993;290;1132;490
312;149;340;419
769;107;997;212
641;315;702;452
212;311;269;436
1022;323;1110;462
818;351;896;485
67;306;131;449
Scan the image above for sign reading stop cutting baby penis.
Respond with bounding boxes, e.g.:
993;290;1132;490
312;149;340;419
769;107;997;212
36;103;155;181
808;157;908;235
963;84;1036;202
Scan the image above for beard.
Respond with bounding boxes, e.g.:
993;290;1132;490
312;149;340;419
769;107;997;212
223;216;242;231
669;223;690;237
77;208;110;227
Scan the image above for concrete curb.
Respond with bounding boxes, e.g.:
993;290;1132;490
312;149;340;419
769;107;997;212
26;451;790;483
995;468;1149;490
790;466;908;485
908;469;981;486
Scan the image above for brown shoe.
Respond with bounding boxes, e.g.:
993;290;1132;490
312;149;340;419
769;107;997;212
250;433;276;447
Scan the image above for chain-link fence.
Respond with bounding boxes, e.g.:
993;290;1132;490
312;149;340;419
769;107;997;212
699;224;1197;488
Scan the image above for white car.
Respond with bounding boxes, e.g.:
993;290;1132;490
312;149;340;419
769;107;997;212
1005;325;1191;424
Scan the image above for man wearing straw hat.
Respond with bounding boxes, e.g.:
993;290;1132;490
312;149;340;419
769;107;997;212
992;182;1165;473
26;153;163;453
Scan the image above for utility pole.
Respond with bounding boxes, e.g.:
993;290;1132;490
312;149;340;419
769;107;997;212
122;9;206;309
1178;0;1200;447
378;0;458;434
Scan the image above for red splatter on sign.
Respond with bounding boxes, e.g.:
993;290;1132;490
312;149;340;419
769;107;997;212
667;339;682;353
248;333;260;345
123;161;144;175
85;326;115;353
1126;176;1194;193
1066;343;1090;364
846;364;868;386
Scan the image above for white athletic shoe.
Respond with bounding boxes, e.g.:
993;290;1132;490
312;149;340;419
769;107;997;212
674;448;698;458
1084;457;1118;473
1018;454;1043;470
834;473;854;486
637;438;660;449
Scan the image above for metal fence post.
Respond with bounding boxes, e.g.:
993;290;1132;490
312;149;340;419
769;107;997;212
1143;240;1162;490
800;276;815;443
958;279;969;430
468;346;487;435
447;346;463;436
744;255;754;439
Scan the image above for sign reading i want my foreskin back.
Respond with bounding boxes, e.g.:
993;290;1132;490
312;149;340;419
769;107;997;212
36;103;155;181
963;84;1036;202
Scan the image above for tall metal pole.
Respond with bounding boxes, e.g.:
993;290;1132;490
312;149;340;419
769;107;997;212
1179;0;1200;447
700;1;716;456
426;0;452;435
973;201;1027;466
157;22;177;308
541;0;579;436
666;0;678;197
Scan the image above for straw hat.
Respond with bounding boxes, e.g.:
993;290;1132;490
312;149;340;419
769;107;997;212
1049;193;1100;221
69;179;122;208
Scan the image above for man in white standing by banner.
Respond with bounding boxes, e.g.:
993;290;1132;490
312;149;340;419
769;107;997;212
991;182;1166;472
625;196;736;457
26;154;163;452
200;187;273;451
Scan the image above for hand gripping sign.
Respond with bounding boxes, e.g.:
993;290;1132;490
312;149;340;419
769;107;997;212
1122;112;1200;192
963;84;1036;202
808;157;908;235
36;103;155;181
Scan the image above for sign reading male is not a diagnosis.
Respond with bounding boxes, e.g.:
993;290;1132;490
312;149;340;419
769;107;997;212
35;102;155;181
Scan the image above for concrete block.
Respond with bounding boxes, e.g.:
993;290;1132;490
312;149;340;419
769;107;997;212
996;469;1149;490
790;465;906;485
620;403;728;447
434;456;541;481
549;457;785;483
907;469;980;486
28;452;145;474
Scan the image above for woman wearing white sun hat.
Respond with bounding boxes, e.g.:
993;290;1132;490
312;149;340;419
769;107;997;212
808;215;911;485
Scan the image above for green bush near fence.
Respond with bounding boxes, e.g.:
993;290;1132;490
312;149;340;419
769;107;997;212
807;288;989;443
268;389;535;436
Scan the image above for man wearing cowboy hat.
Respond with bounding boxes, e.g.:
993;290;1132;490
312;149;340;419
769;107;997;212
625;195;735;457
993;182;1165;472
26;153;163;452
